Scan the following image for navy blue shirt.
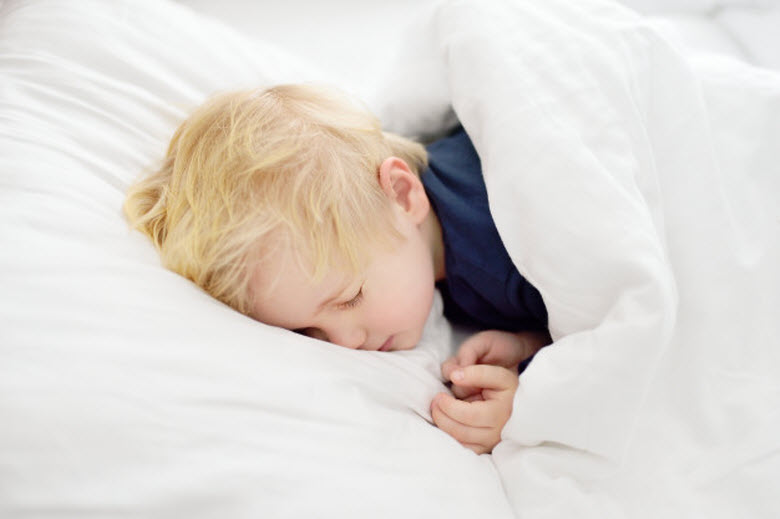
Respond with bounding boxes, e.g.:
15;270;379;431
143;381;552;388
421;126;548;333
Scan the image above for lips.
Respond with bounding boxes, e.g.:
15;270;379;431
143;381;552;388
378;336;394;352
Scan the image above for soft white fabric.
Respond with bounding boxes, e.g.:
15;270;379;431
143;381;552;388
373;0;780;517
175;0;780;76
173;0;430;101
716;6;780;70
618;0;775;14
0;1;514;517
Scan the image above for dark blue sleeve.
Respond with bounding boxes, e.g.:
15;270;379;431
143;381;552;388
421;127;548;335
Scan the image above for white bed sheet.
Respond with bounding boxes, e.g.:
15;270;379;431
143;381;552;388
0;1;513;517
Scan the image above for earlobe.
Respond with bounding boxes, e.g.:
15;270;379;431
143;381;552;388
378;157;430;225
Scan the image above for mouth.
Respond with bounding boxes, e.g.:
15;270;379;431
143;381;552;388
378;336;395;352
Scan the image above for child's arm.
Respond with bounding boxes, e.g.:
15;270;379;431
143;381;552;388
431;364;518;454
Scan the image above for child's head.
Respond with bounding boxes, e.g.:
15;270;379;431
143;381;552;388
125;84;439;351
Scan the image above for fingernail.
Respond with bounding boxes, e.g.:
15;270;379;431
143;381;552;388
452;369;464;381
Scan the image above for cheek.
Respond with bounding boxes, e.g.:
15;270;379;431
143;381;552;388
367;235;436;332
387;256;435;327
410;271;435;321
373;285;432;333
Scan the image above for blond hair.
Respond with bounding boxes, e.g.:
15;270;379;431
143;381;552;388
123;84;427;315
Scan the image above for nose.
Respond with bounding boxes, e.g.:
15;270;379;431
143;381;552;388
324;324;366;350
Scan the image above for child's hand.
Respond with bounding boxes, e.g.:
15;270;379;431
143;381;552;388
431;364;518;454
441;330;549;400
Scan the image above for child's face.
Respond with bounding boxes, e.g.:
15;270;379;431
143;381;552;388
249;212;435;351
248;158;438;352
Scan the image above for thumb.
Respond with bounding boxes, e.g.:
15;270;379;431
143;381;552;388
451;364;518;392
441;356;461;380
443;333;492;380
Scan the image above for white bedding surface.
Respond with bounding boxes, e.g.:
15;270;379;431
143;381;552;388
177;0;780;77
2;0;779;517
0;1;512;517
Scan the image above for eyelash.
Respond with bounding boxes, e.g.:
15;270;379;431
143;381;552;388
339;286;363;309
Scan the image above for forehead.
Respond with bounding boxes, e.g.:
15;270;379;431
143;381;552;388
247;244;351;329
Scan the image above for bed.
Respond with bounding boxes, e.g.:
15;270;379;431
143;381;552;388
1;0;779;517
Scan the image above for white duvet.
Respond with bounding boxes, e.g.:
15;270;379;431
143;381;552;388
374;0;780;516
1;0;779;518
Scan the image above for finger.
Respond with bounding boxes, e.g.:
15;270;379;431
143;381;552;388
443;360;470;395
451;364;518;392
451;384;481;400
432;404;497;454
431;399;498;455
440;357;460;380
442;356;475;381
442;334;494;381
431;397;496;448
435;392;498;428
455;333;494;365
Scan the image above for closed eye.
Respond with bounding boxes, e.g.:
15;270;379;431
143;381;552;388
338;285;363;310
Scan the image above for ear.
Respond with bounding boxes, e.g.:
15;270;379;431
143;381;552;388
378;157;430;225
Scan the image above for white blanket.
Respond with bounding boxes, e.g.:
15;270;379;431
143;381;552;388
375;0;780;516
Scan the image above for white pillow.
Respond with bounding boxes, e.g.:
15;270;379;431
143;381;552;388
0;1;514;516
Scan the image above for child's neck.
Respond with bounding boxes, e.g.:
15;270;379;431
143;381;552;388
422;208;446;282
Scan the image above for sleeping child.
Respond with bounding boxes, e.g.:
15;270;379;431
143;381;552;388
124;84;552;454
